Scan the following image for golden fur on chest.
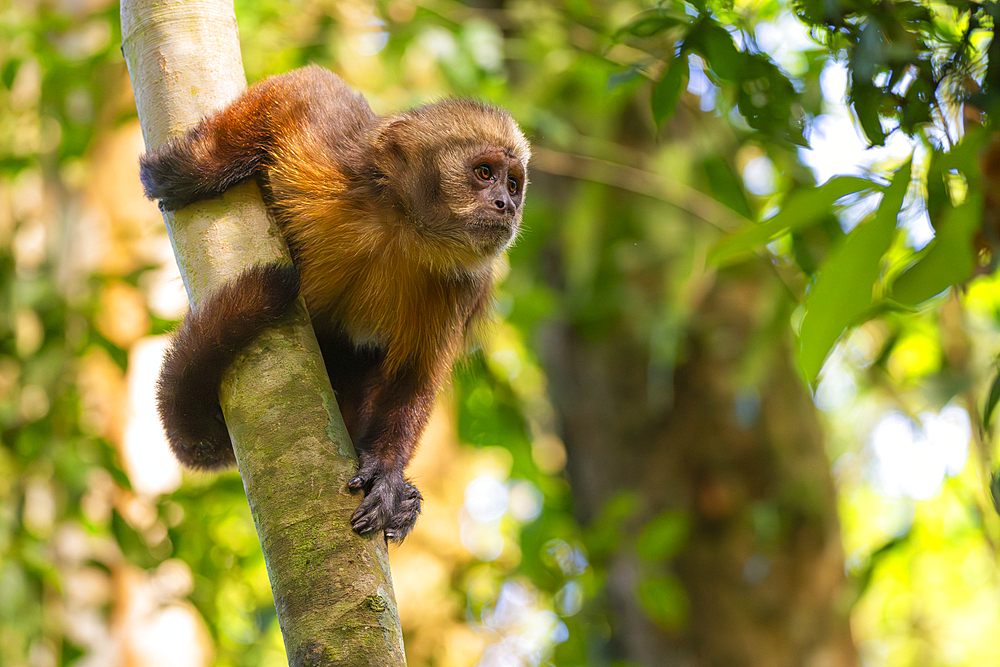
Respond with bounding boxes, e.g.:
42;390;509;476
264;126;493;376
270;172;483;374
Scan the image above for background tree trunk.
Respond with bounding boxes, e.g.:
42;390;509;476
541;270;858;666
120;1;406;664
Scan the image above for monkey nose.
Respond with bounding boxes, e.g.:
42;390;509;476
494;194;514;211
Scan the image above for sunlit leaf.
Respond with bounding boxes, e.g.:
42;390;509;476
891;193;982;305
984;369;1000;430
797;161;911;385
991;470;1000;516
847;535;909;601
708;176;877;265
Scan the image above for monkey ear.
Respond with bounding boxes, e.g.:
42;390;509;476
378;119;414;169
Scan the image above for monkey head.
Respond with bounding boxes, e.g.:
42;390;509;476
375;100;530;273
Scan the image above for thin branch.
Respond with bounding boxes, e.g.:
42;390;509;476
531;147;748;233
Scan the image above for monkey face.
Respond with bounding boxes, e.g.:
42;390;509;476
377;101;530;272
460;147;527;251
425;143;528;265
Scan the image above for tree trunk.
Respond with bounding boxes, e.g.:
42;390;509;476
541;272;858;666
120;1;406;664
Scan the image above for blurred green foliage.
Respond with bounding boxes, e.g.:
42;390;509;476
629;0;993;388
3;0;1000;665
625;2;1000;655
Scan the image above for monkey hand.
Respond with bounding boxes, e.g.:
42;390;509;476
348;455;422;542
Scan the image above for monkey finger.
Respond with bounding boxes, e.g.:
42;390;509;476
350;501;384;536
348;455;381;492
348;471;375;492
383;498;422;542
351;471;418;538
350;481;394;535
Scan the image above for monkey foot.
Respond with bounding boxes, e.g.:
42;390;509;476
349;458;422;542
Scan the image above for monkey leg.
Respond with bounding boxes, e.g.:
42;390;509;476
157;263;300;469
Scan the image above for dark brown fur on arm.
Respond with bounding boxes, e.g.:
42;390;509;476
346;362;433;541
141;64;529;541
139;67;373;211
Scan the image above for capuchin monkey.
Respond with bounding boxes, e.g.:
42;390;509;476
140;65;530;541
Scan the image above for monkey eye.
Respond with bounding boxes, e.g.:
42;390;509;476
507;176;519;195
475;163;493;180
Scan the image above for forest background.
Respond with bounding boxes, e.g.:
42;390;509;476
3;0;1000;665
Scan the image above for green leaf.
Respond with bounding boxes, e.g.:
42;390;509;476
616;10;684;39
797;160;912;385
688;20;743;82
923;149;950;223
734;53;803;143
991;469;1000;517
704;157;753;219
852;22;883;79
652;54;687;128
932;126;987;192
111;510;156;569
891;193;982;305
585;491;642;559
636;511;690;561
708;176;877;265
984;369;1000;430
608;64;643;90
850;83;887;146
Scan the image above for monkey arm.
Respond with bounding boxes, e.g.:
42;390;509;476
139;65;374;212
138;83;276;211
346;361;439;541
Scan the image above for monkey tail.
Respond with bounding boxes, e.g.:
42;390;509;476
156;263;300;470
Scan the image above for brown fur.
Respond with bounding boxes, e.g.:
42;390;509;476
140;65;530;541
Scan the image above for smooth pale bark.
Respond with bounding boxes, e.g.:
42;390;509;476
120;1;406;664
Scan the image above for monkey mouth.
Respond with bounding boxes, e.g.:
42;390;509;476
469;221;511;231
468;215;515;231
467;219;517;255
468;221;516;242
